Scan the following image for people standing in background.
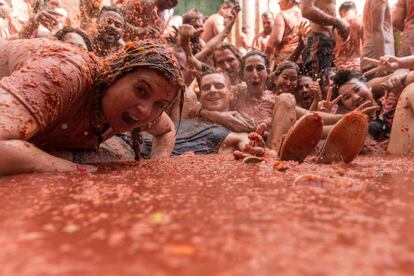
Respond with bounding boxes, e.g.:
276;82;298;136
201;0;237;43
334;1;363;73
361;0;395;76
392;0;414;57
252;11;274;52
266;0;304;68
300;0;349;78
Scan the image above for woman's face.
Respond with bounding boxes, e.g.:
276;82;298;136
102;68;177;132
275;68;298;95
243;55;268;94
338;78;373;111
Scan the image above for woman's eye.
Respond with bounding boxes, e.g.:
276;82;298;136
135;88;146;97
155;102;166;109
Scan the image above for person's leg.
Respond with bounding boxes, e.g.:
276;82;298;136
266;93;297;151
388;83;414;155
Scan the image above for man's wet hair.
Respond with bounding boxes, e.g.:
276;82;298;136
339;1;357;15
55;27;93;51
332;69;367;98
99;5;124;18
213;43;242;66
182;8;204;24
200;71;232;90
262;11;274;18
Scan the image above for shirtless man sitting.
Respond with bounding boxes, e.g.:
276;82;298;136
301;0;349;78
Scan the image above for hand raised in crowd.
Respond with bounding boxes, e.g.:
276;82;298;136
34;9;61;30
308;79;322;111
298;20;311;38
224;6;239;31
353;101;379;117
362;56;402;77
318;87;342;113
178;24;204;40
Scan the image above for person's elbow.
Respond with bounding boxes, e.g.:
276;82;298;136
301;5;314;21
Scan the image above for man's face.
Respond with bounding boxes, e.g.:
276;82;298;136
220;3;234;16
200;73;233;112
297;76;314;109
262;15;274;34
340;8;357;20
214;49;240;85
98;11;125;43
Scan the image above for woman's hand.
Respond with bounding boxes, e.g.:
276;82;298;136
318;87;342;113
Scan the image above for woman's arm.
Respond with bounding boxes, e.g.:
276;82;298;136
145;112;175;159
0;91;88;176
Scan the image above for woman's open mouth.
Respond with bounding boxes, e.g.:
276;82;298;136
122;112;139;126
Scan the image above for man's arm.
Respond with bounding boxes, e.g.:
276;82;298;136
392;0;406;31
371;0;387;57
195;8;237;61
200;109;254;133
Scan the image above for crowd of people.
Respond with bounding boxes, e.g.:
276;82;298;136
0;0;414;176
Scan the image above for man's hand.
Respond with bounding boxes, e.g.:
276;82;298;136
224;6;238;31
178;24;204;40
363;56;402;77
233;123;267;160
35;9;61;30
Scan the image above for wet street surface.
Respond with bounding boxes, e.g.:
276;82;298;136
1;154;414;275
